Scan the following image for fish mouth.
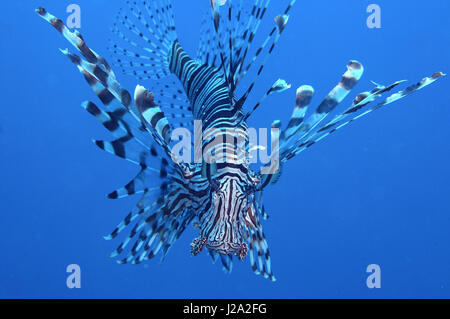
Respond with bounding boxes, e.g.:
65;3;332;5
206;240;242;255
190;237;248;260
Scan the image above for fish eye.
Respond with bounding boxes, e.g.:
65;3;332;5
210;179;220;192
243;184;255;195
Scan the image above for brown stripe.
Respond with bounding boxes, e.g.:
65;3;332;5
340;75;358;90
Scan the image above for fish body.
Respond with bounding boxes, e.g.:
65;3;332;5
36;1;445;281
167;39;251;256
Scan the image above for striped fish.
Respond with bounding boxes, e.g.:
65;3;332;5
36;0;444;281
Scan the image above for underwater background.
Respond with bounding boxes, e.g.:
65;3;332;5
1;0;449;298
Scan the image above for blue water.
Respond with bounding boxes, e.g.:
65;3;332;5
1;0;449;299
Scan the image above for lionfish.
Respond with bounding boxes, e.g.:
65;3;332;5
36;0;444;281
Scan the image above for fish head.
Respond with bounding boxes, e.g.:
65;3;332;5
200;175;249;258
